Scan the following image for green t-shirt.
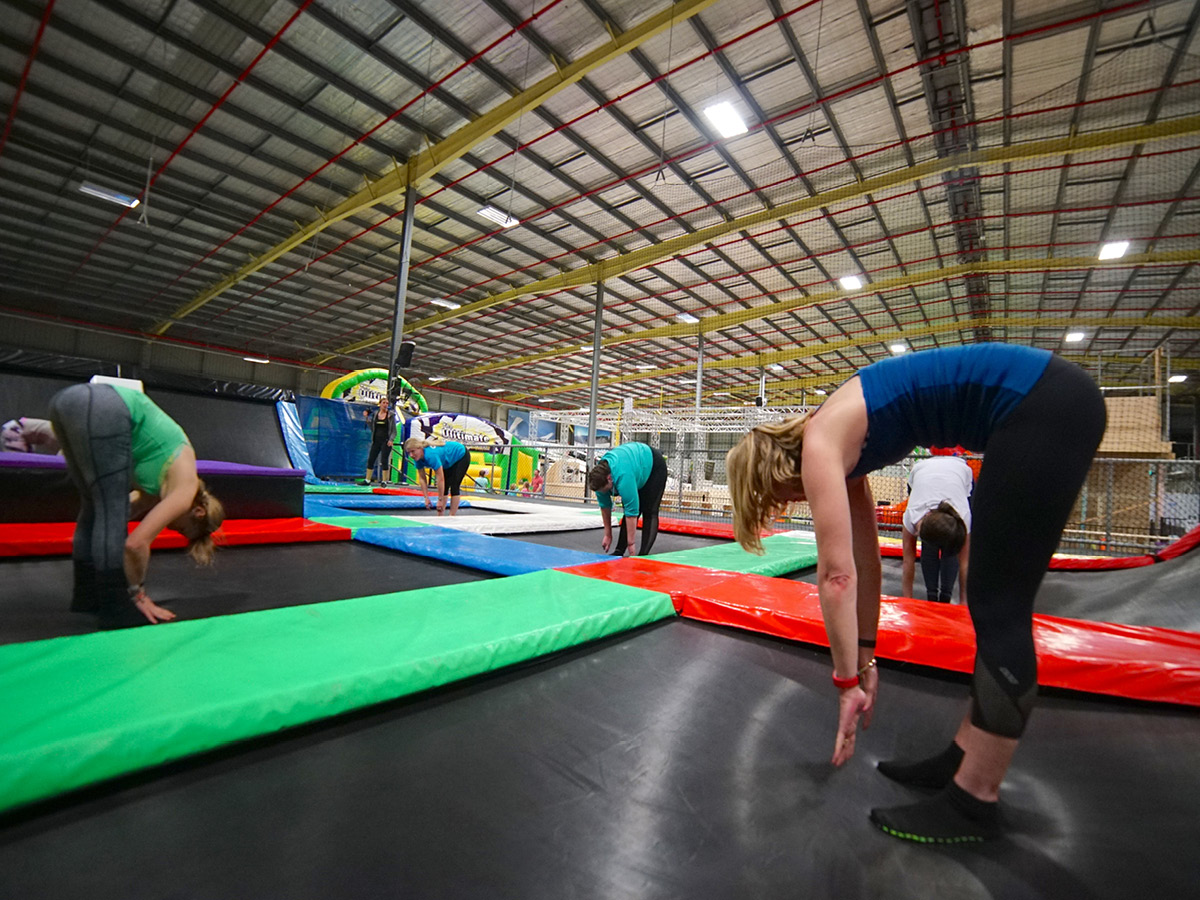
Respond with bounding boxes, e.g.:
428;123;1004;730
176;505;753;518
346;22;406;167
111;386;190;495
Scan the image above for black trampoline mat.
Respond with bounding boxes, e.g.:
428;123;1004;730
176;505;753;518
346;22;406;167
0;541;494;645
0;620;1196;900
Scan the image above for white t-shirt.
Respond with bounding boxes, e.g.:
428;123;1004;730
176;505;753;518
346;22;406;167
902;456;973;536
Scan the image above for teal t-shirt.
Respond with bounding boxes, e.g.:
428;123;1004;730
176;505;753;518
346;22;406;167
111;386;190;495
419;441;467;472
596;442;654;518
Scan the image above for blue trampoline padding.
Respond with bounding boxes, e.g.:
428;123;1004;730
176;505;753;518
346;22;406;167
355;526;610;575
0;570;674;812
314;496;472;510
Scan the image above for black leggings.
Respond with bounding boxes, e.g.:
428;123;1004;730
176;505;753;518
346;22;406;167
920;540;959;603
367;422;390;472
966;356;1106;738
613;449;669;556
442;455;470;497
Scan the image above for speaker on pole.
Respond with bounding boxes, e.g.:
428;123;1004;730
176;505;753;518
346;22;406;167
394;340;416;369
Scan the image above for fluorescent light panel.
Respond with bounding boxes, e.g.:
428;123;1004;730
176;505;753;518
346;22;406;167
242;356;269;364
430;297;461;309
703;101;748;138
478;205;519;228
675;312;699;324
1168;374;1188;383
79;181;140;208
767;363;785;372
839;275;863;291
812;388;827;395
890;343;907;354
487;388;505;393
1064;332;1085;343
1098;241;1129;260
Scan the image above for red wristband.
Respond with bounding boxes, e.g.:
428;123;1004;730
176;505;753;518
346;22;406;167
832;673;860;690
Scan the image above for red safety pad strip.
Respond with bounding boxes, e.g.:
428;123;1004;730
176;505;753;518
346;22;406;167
372;487;423;496
0;518;351;557
1155;523;1200;561
565;557;1200;708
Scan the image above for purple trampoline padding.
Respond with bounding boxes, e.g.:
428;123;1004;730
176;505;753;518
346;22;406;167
0;451;62;469
0;452;301;478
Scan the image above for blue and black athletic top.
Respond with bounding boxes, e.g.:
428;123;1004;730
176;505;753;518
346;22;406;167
847;344;1052;479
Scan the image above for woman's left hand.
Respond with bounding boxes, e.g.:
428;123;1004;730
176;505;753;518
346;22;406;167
132;588;176;624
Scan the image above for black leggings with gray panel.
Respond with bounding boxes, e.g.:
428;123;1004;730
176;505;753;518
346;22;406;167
966;356;1106;738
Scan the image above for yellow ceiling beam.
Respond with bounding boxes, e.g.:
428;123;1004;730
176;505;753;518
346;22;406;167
525;313;1200;398
447;248;1200;379
313;113;1200;363
152;0;723;335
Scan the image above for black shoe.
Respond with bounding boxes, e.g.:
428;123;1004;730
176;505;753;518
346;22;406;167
70;561;99;613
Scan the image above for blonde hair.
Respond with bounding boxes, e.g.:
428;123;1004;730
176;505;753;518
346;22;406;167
725;413;812;554
403;435;442;455
187;481;225;566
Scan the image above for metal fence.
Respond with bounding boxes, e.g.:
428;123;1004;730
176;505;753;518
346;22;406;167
525;438;1199;556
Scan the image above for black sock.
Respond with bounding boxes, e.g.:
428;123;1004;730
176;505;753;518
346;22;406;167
870;782;1000;844
877;741;964;789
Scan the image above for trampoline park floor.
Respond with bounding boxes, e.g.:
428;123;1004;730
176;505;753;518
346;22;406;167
0;542;494;645
1;618;1196;900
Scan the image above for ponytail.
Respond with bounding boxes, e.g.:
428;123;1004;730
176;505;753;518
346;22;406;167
187;481;225;566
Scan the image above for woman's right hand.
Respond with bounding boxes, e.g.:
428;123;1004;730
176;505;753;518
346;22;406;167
602;530;612;552
832;684;872;766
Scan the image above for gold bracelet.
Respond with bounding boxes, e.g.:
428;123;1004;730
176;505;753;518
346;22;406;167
857;658;877;677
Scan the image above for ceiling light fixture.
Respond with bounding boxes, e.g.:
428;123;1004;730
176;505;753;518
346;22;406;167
1064;332;1085;343
812;388;827;395
767;363;785;373
478;206;519;228
635;364;657;370
79;181;140;208
675;312;699;324
890;343;908;354
1168;374;1188;383
242;356;269;364
430;297;461;309
428;376;446;383
1098;241;1129;260
487;388;505;393
713;391;731;396
839;275;863;291
703;101;748;138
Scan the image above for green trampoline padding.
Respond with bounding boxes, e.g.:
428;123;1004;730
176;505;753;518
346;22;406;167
649;534;818;576
307;515;431;532
304;484;377;493
0;571;674;813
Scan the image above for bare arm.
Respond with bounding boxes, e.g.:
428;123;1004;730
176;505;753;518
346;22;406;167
434;466;447;513
124;451;199;587
623;515;639;556
417;468;431;506
848;477;881;645
901;528;918;598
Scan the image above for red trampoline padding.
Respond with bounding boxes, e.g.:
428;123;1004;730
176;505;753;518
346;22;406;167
566;558;1200;708
0;519;350;557
1156;523;1200;561
562;557;742;606
372;487;423;496
675;579;1200;707
879;539;1158;570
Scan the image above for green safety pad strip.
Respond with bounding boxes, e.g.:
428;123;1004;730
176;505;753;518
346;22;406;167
304;484;375;493
649;534;819;576
307;515;431;532
0;570;674;813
